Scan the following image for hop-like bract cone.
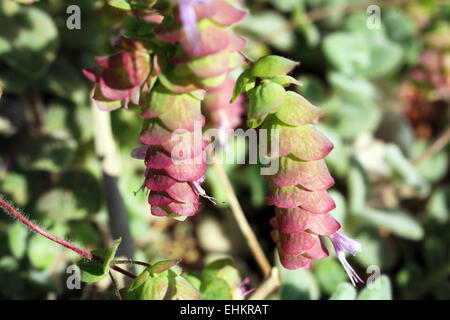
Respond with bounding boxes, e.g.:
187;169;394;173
239;55;340;269
84;0;247;220
138;0;246;219
203;76;244;145
266;103;339;269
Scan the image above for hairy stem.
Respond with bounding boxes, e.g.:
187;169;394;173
0;196;136;279
210;154;272;278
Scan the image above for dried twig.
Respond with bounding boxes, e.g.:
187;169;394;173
249;267;280;300
210;153;272;278
412;127;450;167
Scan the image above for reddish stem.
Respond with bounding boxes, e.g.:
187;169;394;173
0;197;136;279
112;260;152;268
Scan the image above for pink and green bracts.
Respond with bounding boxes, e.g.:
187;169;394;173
84;0;246;220
138;0;246;219
82;39;151;111
234;56;363;285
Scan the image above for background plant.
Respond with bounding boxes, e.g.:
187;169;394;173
0;0;448;300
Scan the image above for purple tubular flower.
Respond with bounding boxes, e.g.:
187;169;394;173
232;277;255;300
328;232;364;287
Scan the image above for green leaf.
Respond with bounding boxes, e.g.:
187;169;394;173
1;172;28;206
183;273;202;290
148;259;182;275
270;0;298;12
426;186;450;224
277;252;319;300
361;209;424;241
36;189;85;221
128;269;151;291
328;190;346;227
128;267;199;300
279;267;320;300
35;170;101;221
173;275;202;300
323;30;403;78
236;12;295;52
8;221;27;259
321;93;381;139
231;69;255;103
0;6;58;79
135;274;171;300
293;2;320;47
78;239;122;283
357;275;392;300
201;259;241;291
28;226;64;270
314;258;348;295
103;238;122;273
270;75;302;87
385;144;430;196
347;157;369;214
297;75;327;104
108;0;131;10
201;279;232;300
329;282;357;300
353;229;397;269
251;55;299;78
247;82;286;127
16;134;77;173
328;72;377;99
383;8;416;42
413;140;448;183
42;59;86;105
77;258;106;283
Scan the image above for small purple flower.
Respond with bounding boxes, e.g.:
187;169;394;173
190;176;218;205
131;145;148;160
178;0;211;55
328;232;364;287
232;277;255;300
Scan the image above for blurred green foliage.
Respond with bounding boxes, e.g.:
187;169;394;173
0;0;449;300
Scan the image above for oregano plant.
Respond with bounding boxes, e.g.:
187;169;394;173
0;0;373;300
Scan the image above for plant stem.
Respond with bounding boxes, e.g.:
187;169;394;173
109;271;123;300
249;267;280;300
0;197;92;258
210;154;272;278
91;100;135;263
112;260;152;268
0;196;136;279
412;126;450;167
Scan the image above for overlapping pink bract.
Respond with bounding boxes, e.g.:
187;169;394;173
203;76;244;145
138;0;246;219
242;58;341;270
85;0;247;220
266;103;339;270
83;39;151;111
82;0;364;284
